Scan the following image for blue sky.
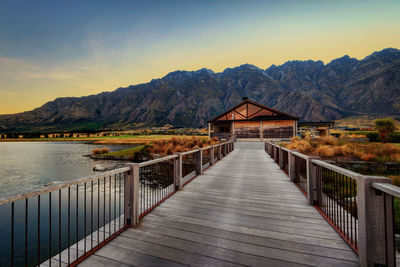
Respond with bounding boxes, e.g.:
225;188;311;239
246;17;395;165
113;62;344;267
0;0;399;114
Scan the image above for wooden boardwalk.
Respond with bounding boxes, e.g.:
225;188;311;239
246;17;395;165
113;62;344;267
81;142;359;266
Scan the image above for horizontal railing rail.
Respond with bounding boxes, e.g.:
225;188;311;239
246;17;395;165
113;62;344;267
265;140;397;267
1;167;130;267
0;140;234;267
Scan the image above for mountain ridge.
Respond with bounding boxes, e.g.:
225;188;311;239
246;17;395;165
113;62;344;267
1;48;399;133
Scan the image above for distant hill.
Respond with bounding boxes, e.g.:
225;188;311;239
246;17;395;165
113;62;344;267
0;48;399;133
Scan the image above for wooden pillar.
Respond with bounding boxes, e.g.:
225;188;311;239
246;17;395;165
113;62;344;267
174;153;183;190
208;123;211;138
195;149;203;175
260;121;263;141
279;147;284;169
210;147;214;165
306;156;320;205
288;151;295;182
125;163;140;227
357;175;394;267
218;144;222;160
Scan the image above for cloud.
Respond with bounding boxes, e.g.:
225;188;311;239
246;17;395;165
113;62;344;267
0;57;84;81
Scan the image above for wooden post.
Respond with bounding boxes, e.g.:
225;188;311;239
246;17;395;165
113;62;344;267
306;156;320;205
278;147;284;169
273;146;278;162
208;123;211;138
218;144;222;160
288;151;295;182
357;175;394;267
195;149;203;175
174;153;183;190
260;121;263;141
125;163;140;227
210;147;214;165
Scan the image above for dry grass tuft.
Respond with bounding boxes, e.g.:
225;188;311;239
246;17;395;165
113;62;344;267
146;137;220;156
282;135;400;162
92;147;110;155
316;145;336;157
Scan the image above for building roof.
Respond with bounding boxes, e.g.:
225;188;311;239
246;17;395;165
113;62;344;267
209;98;299;123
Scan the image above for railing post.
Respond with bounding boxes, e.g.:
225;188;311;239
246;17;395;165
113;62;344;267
125;163;140;227
279;147;284;169
174;153;183;190
273;146;278;162
306;157;320;205
288;151;295;182
210;147;214;166
195;149;203;175
357;175;394;267
218;144;222;160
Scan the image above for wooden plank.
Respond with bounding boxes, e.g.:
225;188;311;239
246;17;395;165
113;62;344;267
142;216;357;258
124;225;358;266
81;141;358;266
122;228;310;267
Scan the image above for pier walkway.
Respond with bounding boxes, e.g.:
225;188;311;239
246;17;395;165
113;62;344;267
81;142;358;266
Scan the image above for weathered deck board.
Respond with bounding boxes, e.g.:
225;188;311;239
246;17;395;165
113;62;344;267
81;142;358;266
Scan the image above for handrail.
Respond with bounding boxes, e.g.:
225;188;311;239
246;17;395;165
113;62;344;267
180;149;200;156
138;154;178;167
0;166;131;206
291;151;310;160
372;182;400;198
311;159;359;179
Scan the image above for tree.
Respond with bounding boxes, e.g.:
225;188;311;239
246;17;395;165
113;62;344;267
374;117;395;143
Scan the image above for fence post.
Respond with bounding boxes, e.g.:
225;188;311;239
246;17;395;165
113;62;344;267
273;146;278;162
195;149;203;175
279;147;284;169
288;151;295;182
357;175;394;267
125;163;140;226
306;156;320;205
210;147;214;165
218;144;222;160
174;153;183;190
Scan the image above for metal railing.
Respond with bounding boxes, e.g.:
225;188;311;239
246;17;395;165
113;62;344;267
292;152;308;196
313;159;358;252
0;167;130;267
0;140;234;267
265;141;398;266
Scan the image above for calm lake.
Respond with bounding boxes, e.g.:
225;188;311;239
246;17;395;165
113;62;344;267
0;142;132;199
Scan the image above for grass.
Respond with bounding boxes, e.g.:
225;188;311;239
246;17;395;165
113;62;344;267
102;145;146;157
97;136;220;160
283;136;400;162
0;134;202;144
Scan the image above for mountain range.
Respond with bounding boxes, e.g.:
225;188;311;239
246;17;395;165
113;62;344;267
1;48;399;133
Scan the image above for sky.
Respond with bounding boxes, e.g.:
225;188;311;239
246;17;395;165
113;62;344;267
0;0;400;114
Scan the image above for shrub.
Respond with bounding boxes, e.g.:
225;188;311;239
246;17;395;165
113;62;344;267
319;136;338;146
331;133;341;138
374;117;395;143
100;147;110;154
92;148;102;155
316;145;335;157
366;132;380;142
388;132;400;143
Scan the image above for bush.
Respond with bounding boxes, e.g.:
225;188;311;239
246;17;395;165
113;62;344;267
366;132;400;143
374;117;395;143
388;132;400;143
330;133;341;138
366;132;380;142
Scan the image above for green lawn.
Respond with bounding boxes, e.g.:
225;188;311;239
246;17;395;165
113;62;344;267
102;145;146;156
